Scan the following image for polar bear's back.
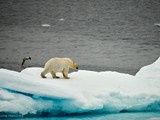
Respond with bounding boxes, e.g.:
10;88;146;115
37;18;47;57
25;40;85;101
44;58;72;72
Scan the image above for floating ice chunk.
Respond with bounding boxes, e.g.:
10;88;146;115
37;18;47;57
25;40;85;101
59;18;65;21
154;23;160;27
41;24;50;27
0;57;160;116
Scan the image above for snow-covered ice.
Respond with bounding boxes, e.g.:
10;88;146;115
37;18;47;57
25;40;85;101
0;57;160;116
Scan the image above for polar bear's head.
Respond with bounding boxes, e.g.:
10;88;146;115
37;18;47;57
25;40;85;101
70;61;79;70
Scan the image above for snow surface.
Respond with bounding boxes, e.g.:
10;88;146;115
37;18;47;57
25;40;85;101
0;57;160;116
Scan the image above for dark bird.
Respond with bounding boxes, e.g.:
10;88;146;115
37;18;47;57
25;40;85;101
21;57;31;67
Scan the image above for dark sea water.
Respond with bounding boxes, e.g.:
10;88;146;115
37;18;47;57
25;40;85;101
3;112;160;120
0;0;160;119
0;0;160;74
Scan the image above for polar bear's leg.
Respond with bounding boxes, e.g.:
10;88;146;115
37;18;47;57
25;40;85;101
62;69;70;79
41;68;49;78
50;71;60;78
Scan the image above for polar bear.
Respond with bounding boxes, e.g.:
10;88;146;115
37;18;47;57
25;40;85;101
41;57;78;79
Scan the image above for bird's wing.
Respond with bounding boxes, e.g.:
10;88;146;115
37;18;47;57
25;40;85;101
21;60;25;66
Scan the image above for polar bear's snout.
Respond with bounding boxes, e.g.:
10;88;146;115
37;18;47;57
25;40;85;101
72;62;79;70
76;66;79;69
